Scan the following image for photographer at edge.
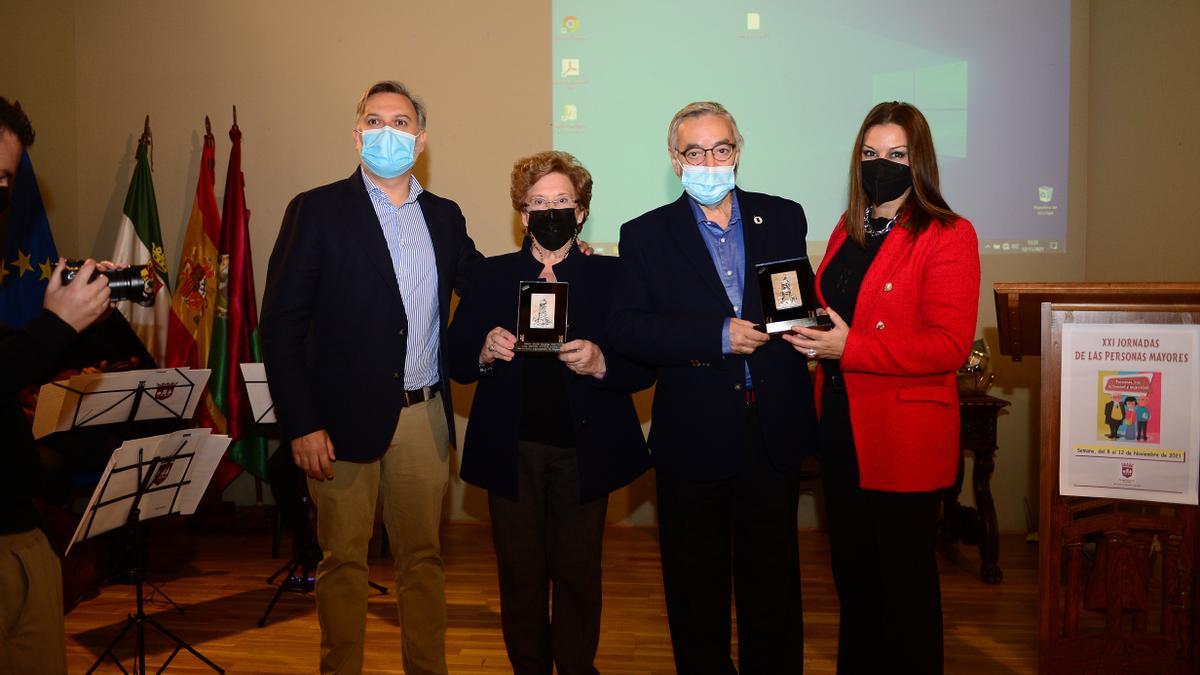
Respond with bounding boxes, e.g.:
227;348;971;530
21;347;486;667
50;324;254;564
0;97;115;675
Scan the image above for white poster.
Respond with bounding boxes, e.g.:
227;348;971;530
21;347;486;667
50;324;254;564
1059;323;1200;504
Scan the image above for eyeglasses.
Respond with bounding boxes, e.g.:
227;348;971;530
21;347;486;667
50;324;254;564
526;196;576;210
676;143;737;166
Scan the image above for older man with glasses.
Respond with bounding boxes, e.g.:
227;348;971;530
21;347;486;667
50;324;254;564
609;101;820;673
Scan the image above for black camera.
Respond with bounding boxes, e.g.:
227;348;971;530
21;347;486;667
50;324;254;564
61;260;157;306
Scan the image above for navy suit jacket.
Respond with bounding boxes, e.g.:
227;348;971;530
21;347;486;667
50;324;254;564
608;189;819;481
448;241;652;502
260;168;481;461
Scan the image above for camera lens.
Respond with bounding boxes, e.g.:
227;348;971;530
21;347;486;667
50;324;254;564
60;260;156;306
106;267;154;305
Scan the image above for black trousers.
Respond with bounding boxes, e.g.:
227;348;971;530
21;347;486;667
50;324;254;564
655;405;804;675
1107;419;1122;438
821;375;944;675
488;441;608;675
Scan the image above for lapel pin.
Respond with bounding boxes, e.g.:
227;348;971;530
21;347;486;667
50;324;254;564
753;215;763;225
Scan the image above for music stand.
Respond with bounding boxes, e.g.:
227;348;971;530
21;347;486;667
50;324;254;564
72;427;229;674
239;363;275;424
242;365;388;627
33;367;211;439
36;369;211;613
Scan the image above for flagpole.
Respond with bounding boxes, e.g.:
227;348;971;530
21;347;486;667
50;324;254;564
230;103;259;504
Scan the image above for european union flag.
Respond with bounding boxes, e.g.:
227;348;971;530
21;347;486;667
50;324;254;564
0;151;58;327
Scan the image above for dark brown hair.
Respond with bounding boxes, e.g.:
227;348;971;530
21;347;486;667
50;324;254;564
0;97;35;147
845;102;958;245
510;151;593;229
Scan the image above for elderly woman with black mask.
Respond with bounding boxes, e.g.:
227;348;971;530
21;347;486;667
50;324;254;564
447;151;652;675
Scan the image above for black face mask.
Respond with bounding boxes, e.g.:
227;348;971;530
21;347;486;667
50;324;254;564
860;159;913;205
527;207;578;251
0;185;10;214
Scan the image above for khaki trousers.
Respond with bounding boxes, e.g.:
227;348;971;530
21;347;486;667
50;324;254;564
0;528;66;675
309;397;450;675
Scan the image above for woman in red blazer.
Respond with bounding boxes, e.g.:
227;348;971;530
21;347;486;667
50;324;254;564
788;102;980;674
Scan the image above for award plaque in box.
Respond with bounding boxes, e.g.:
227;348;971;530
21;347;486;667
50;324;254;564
516;281;569;352
755;257;832;334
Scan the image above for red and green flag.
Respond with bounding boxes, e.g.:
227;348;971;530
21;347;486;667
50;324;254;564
111;118;171;364
165;118;221;370
207;114;267;490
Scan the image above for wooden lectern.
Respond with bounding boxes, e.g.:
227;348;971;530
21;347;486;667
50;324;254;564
994;282;1200;674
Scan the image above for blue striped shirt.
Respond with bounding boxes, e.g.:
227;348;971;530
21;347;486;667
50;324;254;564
362;171;440;389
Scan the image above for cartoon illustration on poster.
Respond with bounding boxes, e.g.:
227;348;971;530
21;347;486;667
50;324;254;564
1096;371;1160;444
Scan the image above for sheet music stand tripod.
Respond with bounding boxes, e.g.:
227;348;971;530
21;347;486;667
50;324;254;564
74;383;224;674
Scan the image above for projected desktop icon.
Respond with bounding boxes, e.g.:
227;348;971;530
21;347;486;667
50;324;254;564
747;13;761;31
561;58;580;78
1038;185;1054;203
561;104;578;122
562;15;580;33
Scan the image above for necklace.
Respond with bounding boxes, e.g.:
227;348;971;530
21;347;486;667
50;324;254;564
863;207;897;238
532;238;573;265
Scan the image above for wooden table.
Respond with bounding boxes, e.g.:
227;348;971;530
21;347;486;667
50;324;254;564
941;393;1011;584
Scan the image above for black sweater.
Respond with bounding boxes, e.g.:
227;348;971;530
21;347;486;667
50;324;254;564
1;310;77;534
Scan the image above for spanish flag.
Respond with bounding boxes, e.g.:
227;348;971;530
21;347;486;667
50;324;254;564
164;118;221;370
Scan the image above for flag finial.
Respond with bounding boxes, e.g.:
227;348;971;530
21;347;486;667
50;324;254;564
232;105;238;128
140;115;153;169
205;115;212;135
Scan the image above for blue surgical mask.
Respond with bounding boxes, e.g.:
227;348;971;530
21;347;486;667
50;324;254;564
359;127;417;179
680;164;736;206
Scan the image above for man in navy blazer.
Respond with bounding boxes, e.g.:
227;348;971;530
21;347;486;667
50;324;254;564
609;102;819;674
260;81;480;675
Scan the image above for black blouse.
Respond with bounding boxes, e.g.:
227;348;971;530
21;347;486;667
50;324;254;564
820;223;892;381
518;351;576;449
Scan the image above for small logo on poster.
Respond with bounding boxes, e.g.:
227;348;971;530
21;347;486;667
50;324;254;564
1121;463;1134;479
153;460;175;486
154;382;177;400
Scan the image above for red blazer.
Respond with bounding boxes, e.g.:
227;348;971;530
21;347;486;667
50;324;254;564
814;216;980;491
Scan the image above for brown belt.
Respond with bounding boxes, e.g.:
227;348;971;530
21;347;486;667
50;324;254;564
402;382;440;407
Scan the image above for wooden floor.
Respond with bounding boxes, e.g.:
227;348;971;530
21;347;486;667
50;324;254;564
65;514;1038;674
